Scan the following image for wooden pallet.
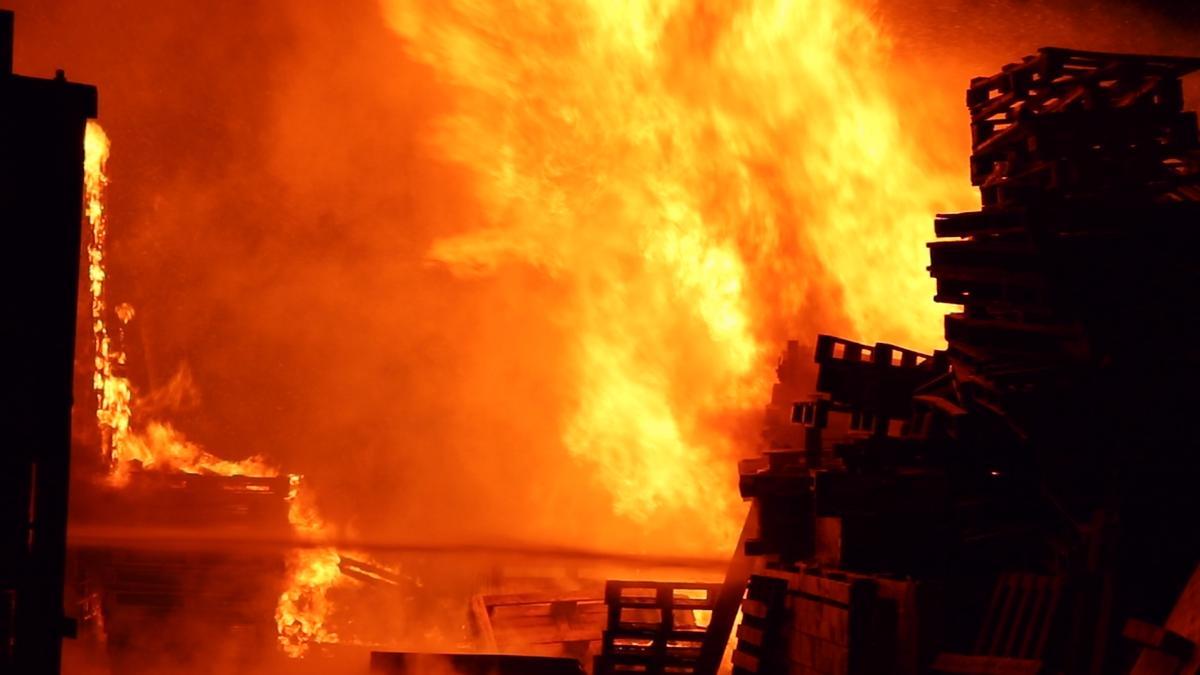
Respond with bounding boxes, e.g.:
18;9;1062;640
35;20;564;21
812;335;945;435
593;580;721;675
469;588;607;659
967;48;1200;120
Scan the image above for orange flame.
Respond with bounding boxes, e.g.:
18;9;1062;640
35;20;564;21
83;121;356;657
85;121;134;467
382;0;974;546
86;121;276;485
276;474;349;657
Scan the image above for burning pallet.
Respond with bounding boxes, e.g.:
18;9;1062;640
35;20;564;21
593;580;721;675
934;47;1200;443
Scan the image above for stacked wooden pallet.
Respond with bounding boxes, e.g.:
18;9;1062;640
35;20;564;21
760;336;947;465
725;46;1200;675
932;48;1200;438
811;335;944;439
967;47;1200;209
740;337;950;573
593;580;721;675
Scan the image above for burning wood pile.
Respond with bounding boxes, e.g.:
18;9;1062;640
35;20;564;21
726;47;1200;675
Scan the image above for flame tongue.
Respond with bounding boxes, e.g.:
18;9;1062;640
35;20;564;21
383;0;973;545
85;121;133;469
277;474;346;657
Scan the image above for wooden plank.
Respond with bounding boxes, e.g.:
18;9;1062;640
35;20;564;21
695;502;761;675
815;640;849;675
1131;564;1200;675
469;594;496;652
483;589;603;607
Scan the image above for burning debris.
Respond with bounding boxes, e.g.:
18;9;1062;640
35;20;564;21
79;121;380;663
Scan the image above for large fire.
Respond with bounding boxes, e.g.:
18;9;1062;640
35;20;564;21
77;0;979;660
382;0;974;545
83;120;354;658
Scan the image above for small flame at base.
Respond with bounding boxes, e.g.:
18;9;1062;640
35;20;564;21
276;546;345;657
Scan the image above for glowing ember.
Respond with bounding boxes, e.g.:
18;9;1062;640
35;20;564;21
83;121;357;658
383;0;974;544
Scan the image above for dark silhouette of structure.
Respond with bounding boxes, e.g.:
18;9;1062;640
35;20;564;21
0;8;98;675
